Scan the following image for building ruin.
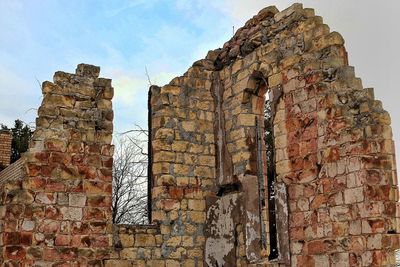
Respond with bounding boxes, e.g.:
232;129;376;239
0;3;399;267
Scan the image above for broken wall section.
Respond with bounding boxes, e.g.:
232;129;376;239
0;64;115;266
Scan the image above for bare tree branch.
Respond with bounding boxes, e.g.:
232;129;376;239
112;129;149;225
145;66;152;86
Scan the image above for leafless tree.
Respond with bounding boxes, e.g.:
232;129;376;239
112;127;148;224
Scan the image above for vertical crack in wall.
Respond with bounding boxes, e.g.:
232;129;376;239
211;71;233;186
205;71;239;266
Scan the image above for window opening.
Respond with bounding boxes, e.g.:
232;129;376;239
264;98;279;260
112;129;149;225
111;88;153;225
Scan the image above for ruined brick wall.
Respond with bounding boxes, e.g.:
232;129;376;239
0;64;115;266
0;131;12;168
197;3;400;266
0;3;399;267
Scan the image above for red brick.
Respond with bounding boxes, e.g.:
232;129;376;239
55;235;71;246
4;246;26;260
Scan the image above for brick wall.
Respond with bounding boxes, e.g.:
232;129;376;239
0;131;12;168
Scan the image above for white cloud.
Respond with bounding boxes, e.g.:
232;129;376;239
102;0;159;17
104;67;178;133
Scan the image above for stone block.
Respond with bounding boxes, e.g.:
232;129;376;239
69;193;87;207
188;200;206;211
120;234;135;247
135;234;156;247
35;192;57;205
105;260;132;267
237;113;256;126
344;187;364;204
76;63;100;78
188;211;206;223
367;234;382;250
60;207;83;221
331;253;349;267
268;72;282;87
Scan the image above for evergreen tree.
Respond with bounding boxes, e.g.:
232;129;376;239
1;120;33;163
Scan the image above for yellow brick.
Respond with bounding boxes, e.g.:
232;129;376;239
311;31;344;51
154;151;175;162
268;72;282;87
189;211;206;223
183;259;195;267
172;141;189;152
205;134;214;143
181;199;188;210
105;260;132;267
182;236;194;247
230;128;246;141
152;211;166;221
119;234;134;247
166;260;180;267
188;144;204;153
156;235;163;246
194;166;214;178
158;175;176;186
232;151;251;163
237;113;256;126
232;78;248;95
182;121;195;132
195;236;205;246
280;54;301;69
161;85;181;95
120;248;136;259
231;59;243;74
276;160;291;174
135;234;156;247
146;260;165;267
176;177;190;186
152;162;170;175
188;199;206;211
174;164;190;175
187;248;203;258
155;128;174;140
169;247;187;259
166;236;182;246
201;179;214;187
160;225;171;235
237;69;250;82
198;155;215;166
185;223;197;235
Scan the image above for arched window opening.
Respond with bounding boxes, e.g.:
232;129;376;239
253;73;279;261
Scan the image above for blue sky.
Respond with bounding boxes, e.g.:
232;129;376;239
0;0;234;132
1;0;400;170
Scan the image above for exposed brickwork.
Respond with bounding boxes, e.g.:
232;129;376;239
0;158;25;184
0;131;12;168
0;3;399;267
